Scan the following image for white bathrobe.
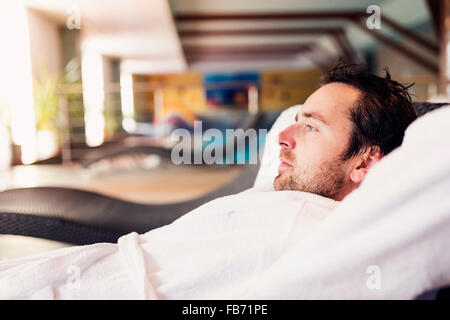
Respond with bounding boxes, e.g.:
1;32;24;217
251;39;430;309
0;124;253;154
0;188;337;299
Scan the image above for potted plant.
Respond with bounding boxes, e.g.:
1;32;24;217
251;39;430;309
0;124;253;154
33;63;60;160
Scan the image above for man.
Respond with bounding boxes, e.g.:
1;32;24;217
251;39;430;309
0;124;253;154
273;63;415;199
0;63;417;299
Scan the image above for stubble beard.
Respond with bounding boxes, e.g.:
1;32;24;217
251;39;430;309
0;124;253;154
273;156;346;200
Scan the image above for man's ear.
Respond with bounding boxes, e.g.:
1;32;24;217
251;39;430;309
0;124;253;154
350;146;383;184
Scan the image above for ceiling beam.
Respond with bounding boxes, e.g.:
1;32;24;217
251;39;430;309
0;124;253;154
183;44;312;56
381;15;439;54
179;29;359;69
176;11;439;56
179;27;341;37
184;44;314;64
175;11;362;21
183;44;340;71
350;18;438;73
186;45;334;70
185;54;306;62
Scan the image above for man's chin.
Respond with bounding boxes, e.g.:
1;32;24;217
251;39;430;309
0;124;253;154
273;174;290;191
273;176;280;191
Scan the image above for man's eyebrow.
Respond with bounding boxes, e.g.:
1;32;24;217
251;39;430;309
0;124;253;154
295;111;328;125
301;112;329;125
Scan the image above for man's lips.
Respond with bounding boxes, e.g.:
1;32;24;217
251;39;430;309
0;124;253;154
279;157;292;168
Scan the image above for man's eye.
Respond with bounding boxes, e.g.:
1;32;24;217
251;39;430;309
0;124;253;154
306;124;317;131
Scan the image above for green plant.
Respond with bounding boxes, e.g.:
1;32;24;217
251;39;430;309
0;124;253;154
33;63;59;131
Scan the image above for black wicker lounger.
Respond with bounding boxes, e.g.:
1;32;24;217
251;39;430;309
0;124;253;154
0;164;259;245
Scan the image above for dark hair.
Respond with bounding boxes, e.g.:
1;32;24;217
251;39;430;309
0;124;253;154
319;62;417;160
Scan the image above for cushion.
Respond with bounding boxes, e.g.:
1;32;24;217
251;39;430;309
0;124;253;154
253;105;301;188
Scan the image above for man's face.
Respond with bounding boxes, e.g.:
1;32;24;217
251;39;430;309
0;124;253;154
273;82;361;200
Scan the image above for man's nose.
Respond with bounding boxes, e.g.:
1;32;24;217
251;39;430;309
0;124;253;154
278;124;296;149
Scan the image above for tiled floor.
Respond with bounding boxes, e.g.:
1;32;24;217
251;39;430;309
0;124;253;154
0;160;242;203
0;234;73;259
